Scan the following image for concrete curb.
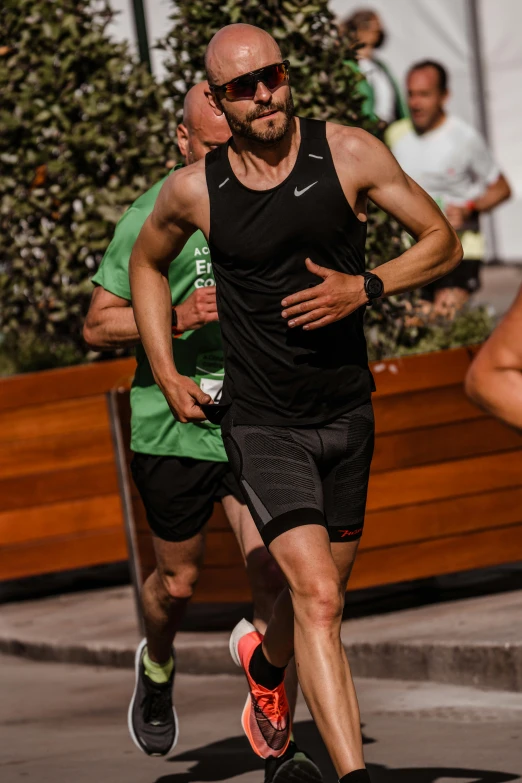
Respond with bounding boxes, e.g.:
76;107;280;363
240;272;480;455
2;633;522;691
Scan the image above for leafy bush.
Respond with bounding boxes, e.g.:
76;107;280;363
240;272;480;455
0;0;174;371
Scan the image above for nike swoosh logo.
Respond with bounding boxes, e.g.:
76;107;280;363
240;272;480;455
294;181;318;197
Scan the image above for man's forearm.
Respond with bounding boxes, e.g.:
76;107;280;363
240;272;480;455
84;307;141;350
376;226;462;296
474;176;511;213
467;368;522;431
129;255;179;388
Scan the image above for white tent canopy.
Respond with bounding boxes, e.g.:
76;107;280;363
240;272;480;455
109;0;521;262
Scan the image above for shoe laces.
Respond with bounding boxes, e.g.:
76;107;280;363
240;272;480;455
252;683;288;728
142;685;172;725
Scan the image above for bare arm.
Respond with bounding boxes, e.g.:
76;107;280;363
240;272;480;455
446;174;511;230
83;285;219;352
84;287;139;350
282;128;462;330
129;165;212;422
465;286;522;430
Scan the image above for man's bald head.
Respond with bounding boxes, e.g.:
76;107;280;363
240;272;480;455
205;24;282;87
177;81;230;164
205;24;294;147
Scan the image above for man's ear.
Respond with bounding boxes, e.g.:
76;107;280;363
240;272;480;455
177;123;189;158
206;87;224;117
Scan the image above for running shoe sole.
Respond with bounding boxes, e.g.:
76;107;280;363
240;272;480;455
127;637;179;756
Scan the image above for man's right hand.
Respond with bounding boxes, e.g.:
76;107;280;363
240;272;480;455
161;374;212;423
175;287;218;332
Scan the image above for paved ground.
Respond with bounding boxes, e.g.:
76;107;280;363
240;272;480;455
1;655;521;783
471;263;522;317
2;586;522;690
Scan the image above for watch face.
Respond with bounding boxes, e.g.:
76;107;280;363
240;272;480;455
367;276;383;297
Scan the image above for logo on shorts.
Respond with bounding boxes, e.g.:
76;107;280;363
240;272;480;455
339;528;363;538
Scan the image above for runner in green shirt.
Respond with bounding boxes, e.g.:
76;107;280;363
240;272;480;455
84;82;319;782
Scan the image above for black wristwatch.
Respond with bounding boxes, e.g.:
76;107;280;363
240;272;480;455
171;306;183;335
363;272;384;305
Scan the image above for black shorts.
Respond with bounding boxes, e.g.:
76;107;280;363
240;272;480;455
422;259;482;299
221;401;375;548
131;454;243;542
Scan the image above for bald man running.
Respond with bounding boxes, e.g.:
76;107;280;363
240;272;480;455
86;83;321;781
129;26;462;782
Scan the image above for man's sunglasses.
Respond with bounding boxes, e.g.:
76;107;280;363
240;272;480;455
210;60;290;101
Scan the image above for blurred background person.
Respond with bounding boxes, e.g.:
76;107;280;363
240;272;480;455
339;8;407;126
466;284;522;430
388;60;511;316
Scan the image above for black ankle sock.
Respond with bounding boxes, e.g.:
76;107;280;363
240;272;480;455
248;642;286;690
339;771;371;783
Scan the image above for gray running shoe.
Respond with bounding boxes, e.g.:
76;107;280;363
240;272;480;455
264;741;323;783
128;638;179;756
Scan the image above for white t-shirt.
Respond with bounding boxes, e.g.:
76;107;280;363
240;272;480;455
391;115;501;257
358;58;396;125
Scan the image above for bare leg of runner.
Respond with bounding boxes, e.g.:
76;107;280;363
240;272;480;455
222;495;299;718
262;526;365;775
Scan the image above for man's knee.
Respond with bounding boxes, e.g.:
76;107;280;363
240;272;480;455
157;562;200;603
292;576;344;627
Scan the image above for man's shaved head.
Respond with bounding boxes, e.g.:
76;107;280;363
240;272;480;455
177;81;230;164
205;24;294;147
205;24;282;86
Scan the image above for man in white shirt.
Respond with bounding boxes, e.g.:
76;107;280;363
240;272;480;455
388;60;511;314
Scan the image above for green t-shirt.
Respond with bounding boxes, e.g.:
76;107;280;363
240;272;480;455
92;172;227;462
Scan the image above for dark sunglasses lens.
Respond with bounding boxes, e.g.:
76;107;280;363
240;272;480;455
226;75;256;100
263;63;288;90
224;63;288;100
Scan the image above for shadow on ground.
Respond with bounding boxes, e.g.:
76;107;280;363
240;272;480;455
154;720;520;783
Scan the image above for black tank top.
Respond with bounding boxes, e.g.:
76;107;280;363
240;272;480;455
205;116;373;426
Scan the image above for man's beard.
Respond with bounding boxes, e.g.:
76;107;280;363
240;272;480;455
223;92;295;145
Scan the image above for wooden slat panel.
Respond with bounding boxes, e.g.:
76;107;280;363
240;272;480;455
372;417;522;472
373;384;484;434
0;495;123;546
361;485;522;550
367;450;522;511
0;397;109;443
0;462;118;513
0;428;114;480
370;347;474;398
0;528;128;581
0;358;135;412
350;523;522;590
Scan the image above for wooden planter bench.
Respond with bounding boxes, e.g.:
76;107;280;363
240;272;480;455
1;347;521;606
110;346;522;602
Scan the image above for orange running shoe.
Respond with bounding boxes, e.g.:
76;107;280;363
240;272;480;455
230;618;291;759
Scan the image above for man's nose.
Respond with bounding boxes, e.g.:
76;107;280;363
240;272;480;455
254;80;272;103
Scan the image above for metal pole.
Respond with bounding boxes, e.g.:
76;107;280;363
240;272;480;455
467;0;498;262
131;0;152;73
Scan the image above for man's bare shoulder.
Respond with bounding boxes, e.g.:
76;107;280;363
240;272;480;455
326;122;383;161
157;159;208;217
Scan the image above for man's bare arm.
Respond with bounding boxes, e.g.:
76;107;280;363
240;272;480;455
357;130;462;294
282;128;462;330
129;166;212;422
84;287;140;350
465;286;522;430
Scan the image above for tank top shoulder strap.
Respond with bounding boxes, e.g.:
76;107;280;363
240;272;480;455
299;116;327;141
205;141;232;197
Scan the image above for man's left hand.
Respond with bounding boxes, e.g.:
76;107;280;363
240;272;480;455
281;258;367;330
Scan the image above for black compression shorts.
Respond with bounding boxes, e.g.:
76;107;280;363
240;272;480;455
221;401;375;548
131;454;243;542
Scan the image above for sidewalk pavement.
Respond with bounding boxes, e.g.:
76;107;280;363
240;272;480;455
1;586;521;691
